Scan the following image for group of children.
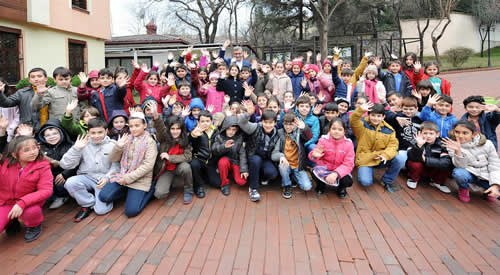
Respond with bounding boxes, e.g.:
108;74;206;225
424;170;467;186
0;42;499;243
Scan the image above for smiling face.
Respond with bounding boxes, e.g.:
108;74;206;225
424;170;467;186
257;96;268;109
421;128;439;144
262;119;276;134
179;86;191;97
129;118;147;137
114;72;127;85
112;116;126;130
43;128;61;145
99;74;114;87
15;140;40;164
191;107;201;119
147;74;159;86
297;103;310;117
292;65;301;75
267;101;280;114
329;121;346;140
324;110;339;121
29;71;47;87
465;102;483;118
402;106;417;117
90;78;100;89
405;56;414;67
199;71;207;80
366;71;376;80
454;125;475;144
170;123;182;139
284;61;292;71
198;116;212;131
283;92;294;104
435;100;452;116
387;95;402;107
368;113;385;126
337;102;348;114
275;63;284;75
306;69;317;78
176;68;187;78
323;63;332;73
389;63;401;74
239;70;250;80
425;65;438;77
229;66;239;77
418;88;431;97
83;111;97;125
172;104;182;116
283;120;297;134
88;127;106;143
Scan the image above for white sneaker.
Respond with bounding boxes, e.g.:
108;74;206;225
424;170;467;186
49;197;68;209
261;180;269;186
406;179;418;189
430;182;451;193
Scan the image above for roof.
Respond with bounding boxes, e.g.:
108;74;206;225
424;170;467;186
106;34;189;45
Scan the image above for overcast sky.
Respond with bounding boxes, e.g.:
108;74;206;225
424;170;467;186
110;0;250;37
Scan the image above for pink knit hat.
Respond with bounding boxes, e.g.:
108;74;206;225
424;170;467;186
322;59;332;67
305;64;320;73
291;60;303;69
209;72;220;80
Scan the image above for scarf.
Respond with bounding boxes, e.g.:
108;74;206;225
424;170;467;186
364;79;380;103
110;132;150;183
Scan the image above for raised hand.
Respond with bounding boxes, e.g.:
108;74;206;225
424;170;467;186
373;57;382;68
167;52;174;61
396;117;411;127
413;61;422;72
364;51;373;57
0;115;9;130
201;83;211;91
129;107;137;115
360;102;374;112
318;93;326;102
243;50;249;60
426;94;441;107
391;54;399;60
200;48;210;57
242;100;255;116
36;85;48;95
414;131;426;147
313;104;323;115
181;106;191;118
442;137;462;155
141;63;150;73
223;40;231;49
161;95;171;107
295;117;306;129
167;73;176;87
250;59;258;70
484;103;499;113
411;89;422;101
300;78;307;88
224;139;235;148
169;61;180;68
116;133;130;148
0;82;5;93
132;59;140;69
243;82;254;97
311;146;324;159
224;95;231;104
153;60;161;68
333;47;340;55
316;53;321;62
191;125;204;137
306;51;313;58
191;53;199;60
147;101;158;118
188;62;197;69
207;104;215;113
262;65;270;74
74;134;89;150
211;50;219;59
16;124;33;137
78;72;88;85
116;76;130;88
65;99;79;116
168;94;177;105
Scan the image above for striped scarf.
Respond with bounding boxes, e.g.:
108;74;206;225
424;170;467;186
110;132;150;183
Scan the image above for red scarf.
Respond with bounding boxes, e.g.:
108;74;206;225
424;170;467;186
165;144;184;171
364;79;380;103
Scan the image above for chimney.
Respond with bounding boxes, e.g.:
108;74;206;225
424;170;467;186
146;20;157;35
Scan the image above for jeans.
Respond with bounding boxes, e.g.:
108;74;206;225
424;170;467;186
452;168;491;190
248;154;278;190
190;159;222;189
98;181;155;217
357;153;406;186
65;175;113;215
279;165;312;191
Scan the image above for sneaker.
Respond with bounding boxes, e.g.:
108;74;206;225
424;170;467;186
429;182;451;193
221;185;230;196
384;183;396;193
282;186;292;199
195;187;206;198
183;192;193;204
337;187;347;199
315;186;324;195
24;224;42;243
74;207;92;223
249;188;261;202
406;179;418;189
458;187;470;203
261;180;269;186
49;197;68;209
5;219;21;237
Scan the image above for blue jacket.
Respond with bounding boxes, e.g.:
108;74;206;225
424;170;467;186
288;71;310;98
294;108;320;147
419;106;458;138
184;97;205;132
461;111;500;150
218;48;252;68
378;69;413;97
331;66;347;99
90;84;127;122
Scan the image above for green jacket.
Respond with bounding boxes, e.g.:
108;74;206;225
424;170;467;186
61;114;87;138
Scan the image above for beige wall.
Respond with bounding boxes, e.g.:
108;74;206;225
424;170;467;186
0;19;105;78
401;13;500;56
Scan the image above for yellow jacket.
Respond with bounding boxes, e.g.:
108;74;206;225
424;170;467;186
334;54;369;85
349;107;399;167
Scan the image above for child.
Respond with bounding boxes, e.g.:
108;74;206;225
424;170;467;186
335;98;354;139
107;110;129;141
376;59;413;97
251;93;268;123
116;65;138;115
0;68;49;131
190;110;222;198
152;113;193;204
402;52;423;89
38;120;76;209
184;97;205;132
134;64;171;113
331;67;354;100
283;91;296;112
419;94;457;139
294;96;320;153
239;109;281;202
406;121;452;193
266;96;283;129
272;112;313;198
32;67;79;122
288;61;310;98
217;64;256;103
77;70;100;106
444;120;500;202
305;64;321;97
175;80;194;107
356;65;386;104
62;100;100;138
265;62;293;101
413;79;436;111
61;119;118;222
317;59;335;103
309;117;355;198
0;78;20;141
98;112;158;217
0;136;53;242
421;61;451;96
90;68;128;122
461;95;500;150
318;102;339;135
350;102;403;192
386;92;403;113
199;72;225;113
213;116;248;195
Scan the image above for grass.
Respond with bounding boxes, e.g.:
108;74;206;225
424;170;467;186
423;47;500;71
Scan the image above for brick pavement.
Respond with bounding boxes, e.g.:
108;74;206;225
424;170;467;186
1;69;500;274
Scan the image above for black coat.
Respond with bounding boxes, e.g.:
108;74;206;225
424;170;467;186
190;127;219;163
378;69;413;97
407;139;453;170
238;115;280;159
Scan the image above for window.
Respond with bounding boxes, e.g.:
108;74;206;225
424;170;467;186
72;0;87;10
68;40;87;75
0;27;21;84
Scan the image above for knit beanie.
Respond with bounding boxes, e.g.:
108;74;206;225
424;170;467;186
142;95;158;111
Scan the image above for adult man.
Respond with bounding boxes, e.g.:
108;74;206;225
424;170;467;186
219;40;251;69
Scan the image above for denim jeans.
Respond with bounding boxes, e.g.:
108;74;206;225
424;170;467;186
452;168;491;190
357;153;406;186
279;165;312;191
98;181;155;217
65;175;113;215
248;154;278;190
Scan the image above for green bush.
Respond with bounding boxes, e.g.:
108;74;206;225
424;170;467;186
15;77;56;90
444;47;474;67
71;75;81;87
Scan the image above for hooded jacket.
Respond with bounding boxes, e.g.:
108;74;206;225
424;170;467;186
238;114;280;159
184;98;205;132
107;110;129;141
419;106;458;139
407;138;452;170
308;135;355;178
38;119;76;180
212;116;248;172
271;125;312;171
294;108;320;147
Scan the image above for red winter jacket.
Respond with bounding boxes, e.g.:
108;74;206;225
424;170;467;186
421;74;451;96
123;68;140;115
308;135;355;178
134;70;172;113
0;159;53;209
404;68;423;89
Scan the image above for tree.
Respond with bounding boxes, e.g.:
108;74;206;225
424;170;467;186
471;0;500;60
406;0;434;63
225;0;249;42
430;0;458;65
310;0;345;59
127;0;166;35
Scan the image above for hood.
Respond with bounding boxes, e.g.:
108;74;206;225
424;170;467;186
220;116;239;132
189;97;205;111
38;119;72;146
109;110;128;124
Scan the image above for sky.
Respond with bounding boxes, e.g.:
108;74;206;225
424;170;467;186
110;0;251;38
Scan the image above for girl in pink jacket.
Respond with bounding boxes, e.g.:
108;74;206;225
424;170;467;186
317;59;335;103
0;136;53;242
134;64;171;113
309;117;355;198
199;72;225;113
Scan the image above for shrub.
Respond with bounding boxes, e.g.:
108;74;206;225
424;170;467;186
15;77;56;90
444;47;474;67
71;75;81;87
